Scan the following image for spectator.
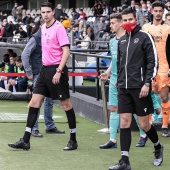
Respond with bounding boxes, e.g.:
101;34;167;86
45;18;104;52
7;56;28;92
97;4;104;16
165;12;170;25
6;49;14;56
73;30;91;50
140;0;145;5
165;0;170;11
146;0;152;11
19;27;27;40
102;5;108;16
71;10;79;21
31;22;40;34
112;7;117;13
34;14;40;23
122;3;129;11
13;20;20;35
97;17;107;32
23;14;33;25
92;5;98;17
6;53;17;91
0;23;4;41
11;2;18;21
131;0;136;11
141;3;151;23
0;11;4;21
78;9;86;30
86;25;95;41
93;0;99;8
2;20;13;42
0;52;17;91
0;54;10;89
73;25;81;40
54;4;64;21
99;18;110;37
16;5;23;22
135;2;144;26
78;8;86;22
60;14;71;29
27;21;35;37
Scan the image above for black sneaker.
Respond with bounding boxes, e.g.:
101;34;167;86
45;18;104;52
31;130;43;137
154;145;163;166
109;159;131;170
8;138;30;150
136;136;148;147
100;141;117;149
46;127;65;134
63;140;78;151
162;128;170;138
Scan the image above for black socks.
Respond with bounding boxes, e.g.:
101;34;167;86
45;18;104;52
23;107;39;143
65;108;76;142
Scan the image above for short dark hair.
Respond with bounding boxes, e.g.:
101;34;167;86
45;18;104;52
135;2;141;6
165;12;170;19
15;56;22;62
152;1;165;10
41;2;54;10
110;13;122;21
10;52;17;58
7;49;13;54
3;54;9;63
121;8;136;18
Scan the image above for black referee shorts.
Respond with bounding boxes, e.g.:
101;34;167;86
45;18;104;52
33;65;70;100
118;88;154;116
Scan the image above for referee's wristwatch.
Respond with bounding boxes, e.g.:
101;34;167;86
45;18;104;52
144;83;150;87
56;68;63;73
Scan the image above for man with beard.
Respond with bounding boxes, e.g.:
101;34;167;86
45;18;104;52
143;1;170;138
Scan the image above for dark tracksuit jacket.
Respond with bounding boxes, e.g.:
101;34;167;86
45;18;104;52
117;25;158;89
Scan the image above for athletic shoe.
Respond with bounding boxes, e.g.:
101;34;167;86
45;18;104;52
136;136;148;147
63;140;78;151
8;138;30;150
162;128;170;138
46;127;65;134
100;141;117;149
154;145;163;166
31;130;43;137
109;159;131;170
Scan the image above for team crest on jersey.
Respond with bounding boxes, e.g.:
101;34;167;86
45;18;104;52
120;40;126;44
46;39;50;45
134;38;139;44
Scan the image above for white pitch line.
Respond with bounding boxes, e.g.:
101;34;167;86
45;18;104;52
0;113;63;120
0;106;27;108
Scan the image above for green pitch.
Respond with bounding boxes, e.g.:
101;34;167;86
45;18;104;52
0;100;169;170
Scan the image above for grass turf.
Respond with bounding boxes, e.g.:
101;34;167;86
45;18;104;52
0;100;169;170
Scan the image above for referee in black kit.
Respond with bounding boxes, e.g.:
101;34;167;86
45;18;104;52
8;2;78;151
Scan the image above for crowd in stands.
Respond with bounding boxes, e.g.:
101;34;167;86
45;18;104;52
0;2;41;43
0;49;28;92
1;0;170;92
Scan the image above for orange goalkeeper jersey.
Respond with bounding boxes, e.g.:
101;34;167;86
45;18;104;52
142;22;170;91
142;22;170;71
